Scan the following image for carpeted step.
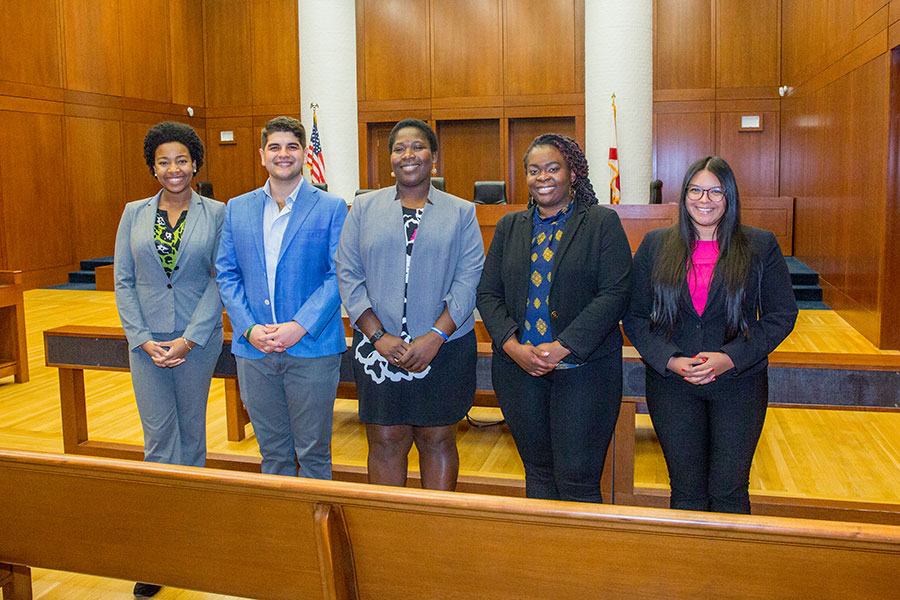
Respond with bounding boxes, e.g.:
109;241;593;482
80;256;114;271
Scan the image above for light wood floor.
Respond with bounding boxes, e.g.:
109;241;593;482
3;289;900;599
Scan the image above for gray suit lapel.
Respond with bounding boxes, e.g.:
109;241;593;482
172;191;203;273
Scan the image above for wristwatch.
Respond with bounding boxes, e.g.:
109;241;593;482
369;328;387;344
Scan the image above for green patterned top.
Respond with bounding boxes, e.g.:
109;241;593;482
154;208;187;277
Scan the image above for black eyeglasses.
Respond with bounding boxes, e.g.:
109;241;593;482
686;185;725;202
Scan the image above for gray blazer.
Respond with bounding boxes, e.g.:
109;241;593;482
335;185;484;340
114;190;225;350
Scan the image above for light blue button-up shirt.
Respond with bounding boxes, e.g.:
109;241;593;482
262;177;304;323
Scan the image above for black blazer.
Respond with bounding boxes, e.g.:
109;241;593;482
476;203;633;364
623;225;798;378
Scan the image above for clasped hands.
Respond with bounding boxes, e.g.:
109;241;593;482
141;337;193;368
666;352;734;385
503;338;571;377
374;331;444;373
247;321;307;353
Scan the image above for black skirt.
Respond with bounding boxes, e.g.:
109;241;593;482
352;329;476;426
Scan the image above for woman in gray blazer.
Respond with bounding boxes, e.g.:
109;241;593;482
335;119;484;491
114;122;225;471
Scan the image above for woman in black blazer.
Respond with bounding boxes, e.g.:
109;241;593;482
623;156;797;514
476;134;632;502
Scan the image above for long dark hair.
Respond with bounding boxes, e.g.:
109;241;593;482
650;156;753;341
523;133;598;209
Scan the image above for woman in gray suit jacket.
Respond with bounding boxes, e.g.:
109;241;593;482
114;122;225;471
335;119;484;491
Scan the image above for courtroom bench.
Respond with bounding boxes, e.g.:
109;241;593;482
42;325;900;524
1;449;898;600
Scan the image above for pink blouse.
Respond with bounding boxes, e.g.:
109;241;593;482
688;240;719;316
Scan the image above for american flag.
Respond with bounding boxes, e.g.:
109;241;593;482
306;112;326;184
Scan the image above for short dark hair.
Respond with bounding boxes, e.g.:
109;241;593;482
388;118;438;152
143;121;204;175
261;116;306;149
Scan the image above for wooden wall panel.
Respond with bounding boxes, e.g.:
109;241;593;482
361;0;430;101
366;122;396;190
654;0;714;93
436;120;502;200
65;117;125;261
0;111;72;271
0;0;62;88
204;0;252;108
62;0;123;96
716;110;779;197
120;1;170;103
507;117;576;205
653;109;715;204
432;0;502;100
855;0;890;28
123;121;165;204
503;0;576;96
251;0;300;108
782;55;890;345
716;0;779;90
205;121;256;202
170;0;206;107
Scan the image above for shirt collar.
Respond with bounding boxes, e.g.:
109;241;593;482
263;177;304;209
534;201;574;224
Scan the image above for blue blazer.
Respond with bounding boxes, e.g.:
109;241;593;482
335;185;484;340
114;190;225;350
215;180;348;359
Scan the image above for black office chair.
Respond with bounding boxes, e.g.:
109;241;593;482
473;181;507;205
430;177;445;192
195;181;214;199
312;182;328;192
649;179;663;204
355;189;376;196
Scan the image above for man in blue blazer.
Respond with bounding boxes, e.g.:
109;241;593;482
216;116;348;478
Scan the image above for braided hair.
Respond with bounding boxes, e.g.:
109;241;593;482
523;133;598;208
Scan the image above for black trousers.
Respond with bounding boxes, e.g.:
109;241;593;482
492;349;622;503
645;367;768;514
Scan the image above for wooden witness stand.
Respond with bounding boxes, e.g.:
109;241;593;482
2;449;899;600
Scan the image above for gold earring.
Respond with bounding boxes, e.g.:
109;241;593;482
431;166;437;176
390;171;396;178
569;186;575;199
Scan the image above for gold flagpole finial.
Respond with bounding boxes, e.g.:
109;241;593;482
309;102;319;112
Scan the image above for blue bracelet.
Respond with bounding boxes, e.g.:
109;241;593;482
430;326;449;341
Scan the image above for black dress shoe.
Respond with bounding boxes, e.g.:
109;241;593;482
133;582;162;598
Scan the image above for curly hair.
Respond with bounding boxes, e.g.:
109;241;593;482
143;121;204;175
523;133;597;208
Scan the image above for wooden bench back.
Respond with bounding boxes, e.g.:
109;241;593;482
0;450;347;600
2;450;899;600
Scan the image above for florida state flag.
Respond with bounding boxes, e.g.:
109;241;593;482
608;94;621;204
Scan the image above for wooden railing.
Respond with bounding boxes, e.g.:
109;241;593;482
2;449;899;600
42;325;900;524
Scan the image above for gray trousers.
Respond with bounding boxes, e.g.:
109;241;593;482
128;328;223;467
236;352;341;479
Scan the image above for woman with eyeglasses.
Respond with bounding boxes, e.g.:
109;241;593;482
623;156;797;514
